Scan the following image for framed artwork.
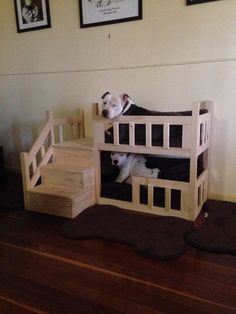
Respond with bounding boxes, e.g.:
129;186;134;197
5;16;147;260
79;0;142;28
14;0;51;33
187;0;219;5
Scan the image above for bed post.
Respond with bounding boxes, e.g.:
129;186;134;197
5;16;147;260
189;101;201;220
93;104;105;204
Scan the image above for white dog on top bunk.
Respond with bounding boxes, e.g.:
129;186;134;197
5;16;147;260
111;152;160;185
101;91;152;119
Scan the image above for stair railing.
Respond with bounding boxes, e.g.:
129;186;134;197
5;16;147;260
20;109;85;209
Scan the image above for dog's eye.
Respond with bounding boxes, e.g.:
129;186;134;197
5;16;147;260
112;104;116;108
120;153;124;156
111;153;114;156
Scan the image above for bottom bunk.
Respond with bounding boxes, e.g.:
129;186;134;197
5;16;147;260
99;152;208;221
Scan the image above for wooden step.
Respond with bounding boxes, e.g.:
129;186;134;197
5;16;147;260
54;138;94;150
40;163;94;190
52;142;94;168
28;183;95;218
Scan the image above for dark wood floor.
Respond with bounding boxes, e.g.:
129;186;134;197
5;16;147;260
0;173;235;313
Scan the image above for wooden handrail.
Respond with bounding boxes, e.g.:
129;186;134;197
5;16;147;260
21;107;85;203
28;120;52;163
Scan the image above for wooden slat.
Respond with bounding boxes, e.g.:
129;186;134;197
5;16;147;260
129;122;135;147
40;145;45;159
145;123;152;148
28;120;51;163
113;122;119;146
165;188;171;211
32;158;37;175
148;185;153;208
59;125;63;143
132;177;140;205
97;143;191;158
111;115;193;125
163;123;169;149
30;147;54;188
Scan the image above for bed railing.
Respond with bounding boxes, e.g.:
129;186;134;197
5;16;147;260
132;176;189;217
20;109;85;209
93;101;213;157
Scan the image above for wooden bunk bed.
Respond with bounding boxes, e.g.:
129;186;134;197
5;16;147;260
93;101;213;221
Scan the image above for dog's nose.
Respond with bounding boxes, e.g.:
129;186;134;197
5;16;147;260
102;110;109;117
113;160;118;165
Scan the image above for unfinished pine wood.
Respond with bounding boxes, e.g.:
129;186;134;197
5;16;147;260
94;101;213;221
28;182;95;218
20;108;92;217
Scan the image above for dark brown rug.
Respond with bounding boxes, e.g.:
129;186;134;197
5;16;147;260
185;200;236;256
61;205;193;260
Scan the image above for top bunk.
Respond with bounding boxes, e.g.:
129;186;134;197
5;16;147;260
92;100;213;158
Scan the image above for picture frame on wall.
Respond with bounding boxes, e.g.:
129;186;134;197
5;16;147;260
79;0;142;28
187;0;219;5
14;0;51;33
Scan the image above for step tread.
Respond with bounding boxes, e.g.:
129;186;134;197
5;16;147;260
53;138;94;151
29;184;83;198
40;162;93;173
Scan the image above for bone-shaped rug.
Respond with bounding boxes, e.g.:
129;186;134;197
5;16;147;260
61;204;193;260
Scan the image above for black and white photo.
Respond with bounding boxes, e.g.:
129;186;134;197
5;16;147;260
14;0;51;33
187;0;219;5
79;0;142;28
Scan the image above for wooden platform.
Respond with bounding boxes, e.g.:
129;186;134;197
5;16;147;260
26;140;95;218
0;174;236;313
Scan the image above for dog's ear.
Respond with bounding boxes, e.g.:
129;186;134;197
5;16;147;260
101;92;112;104
122;93;130;102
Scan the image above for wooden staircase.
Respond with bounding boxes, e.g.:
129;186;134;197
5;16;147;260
21;110;96;218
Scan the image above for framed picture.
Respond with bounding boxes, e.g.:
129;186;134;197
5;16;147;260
79;0;142;28
187;0;219;5
14;0;51;33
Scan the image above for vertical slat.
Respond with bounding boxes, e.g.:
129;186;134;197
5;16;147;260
148;185;153;208
113;122;119;145
182;124;191;148
45;111;55;145
202;181;205;203
129;122;135;146
40;145;45;159
204;120;208;143
200;123;204;146
92;103;99;118
59;125;63;143
132;177;140;205
180;190;185;213
165;188;171;211
163;123;169;148
71;124;77;139
32;158;37;174
145;123;152;148
78;109;85;138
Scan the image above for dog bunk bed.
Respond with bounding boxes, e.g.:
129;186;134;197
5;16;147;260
93;101;213;221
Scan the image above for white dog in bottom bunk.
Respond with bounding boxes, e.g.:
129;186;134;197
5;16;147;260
111;152;160;185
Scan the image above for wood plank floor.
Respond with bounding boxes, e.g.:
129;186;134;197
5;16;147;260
0;174;236;313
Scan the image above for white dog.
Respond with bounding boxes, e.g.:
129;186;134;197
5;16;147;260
111;152;160;184
101;91;155;119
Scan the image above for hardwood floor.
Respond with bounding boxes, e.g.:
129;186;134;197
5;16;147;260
0;173;235;313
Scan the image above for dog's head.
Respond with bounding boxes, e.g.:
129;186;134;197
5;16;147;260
110;152;128;167
101;92;133;119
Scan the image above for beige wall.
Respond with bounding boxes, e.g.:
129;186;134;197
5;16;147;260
0;0;235;201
